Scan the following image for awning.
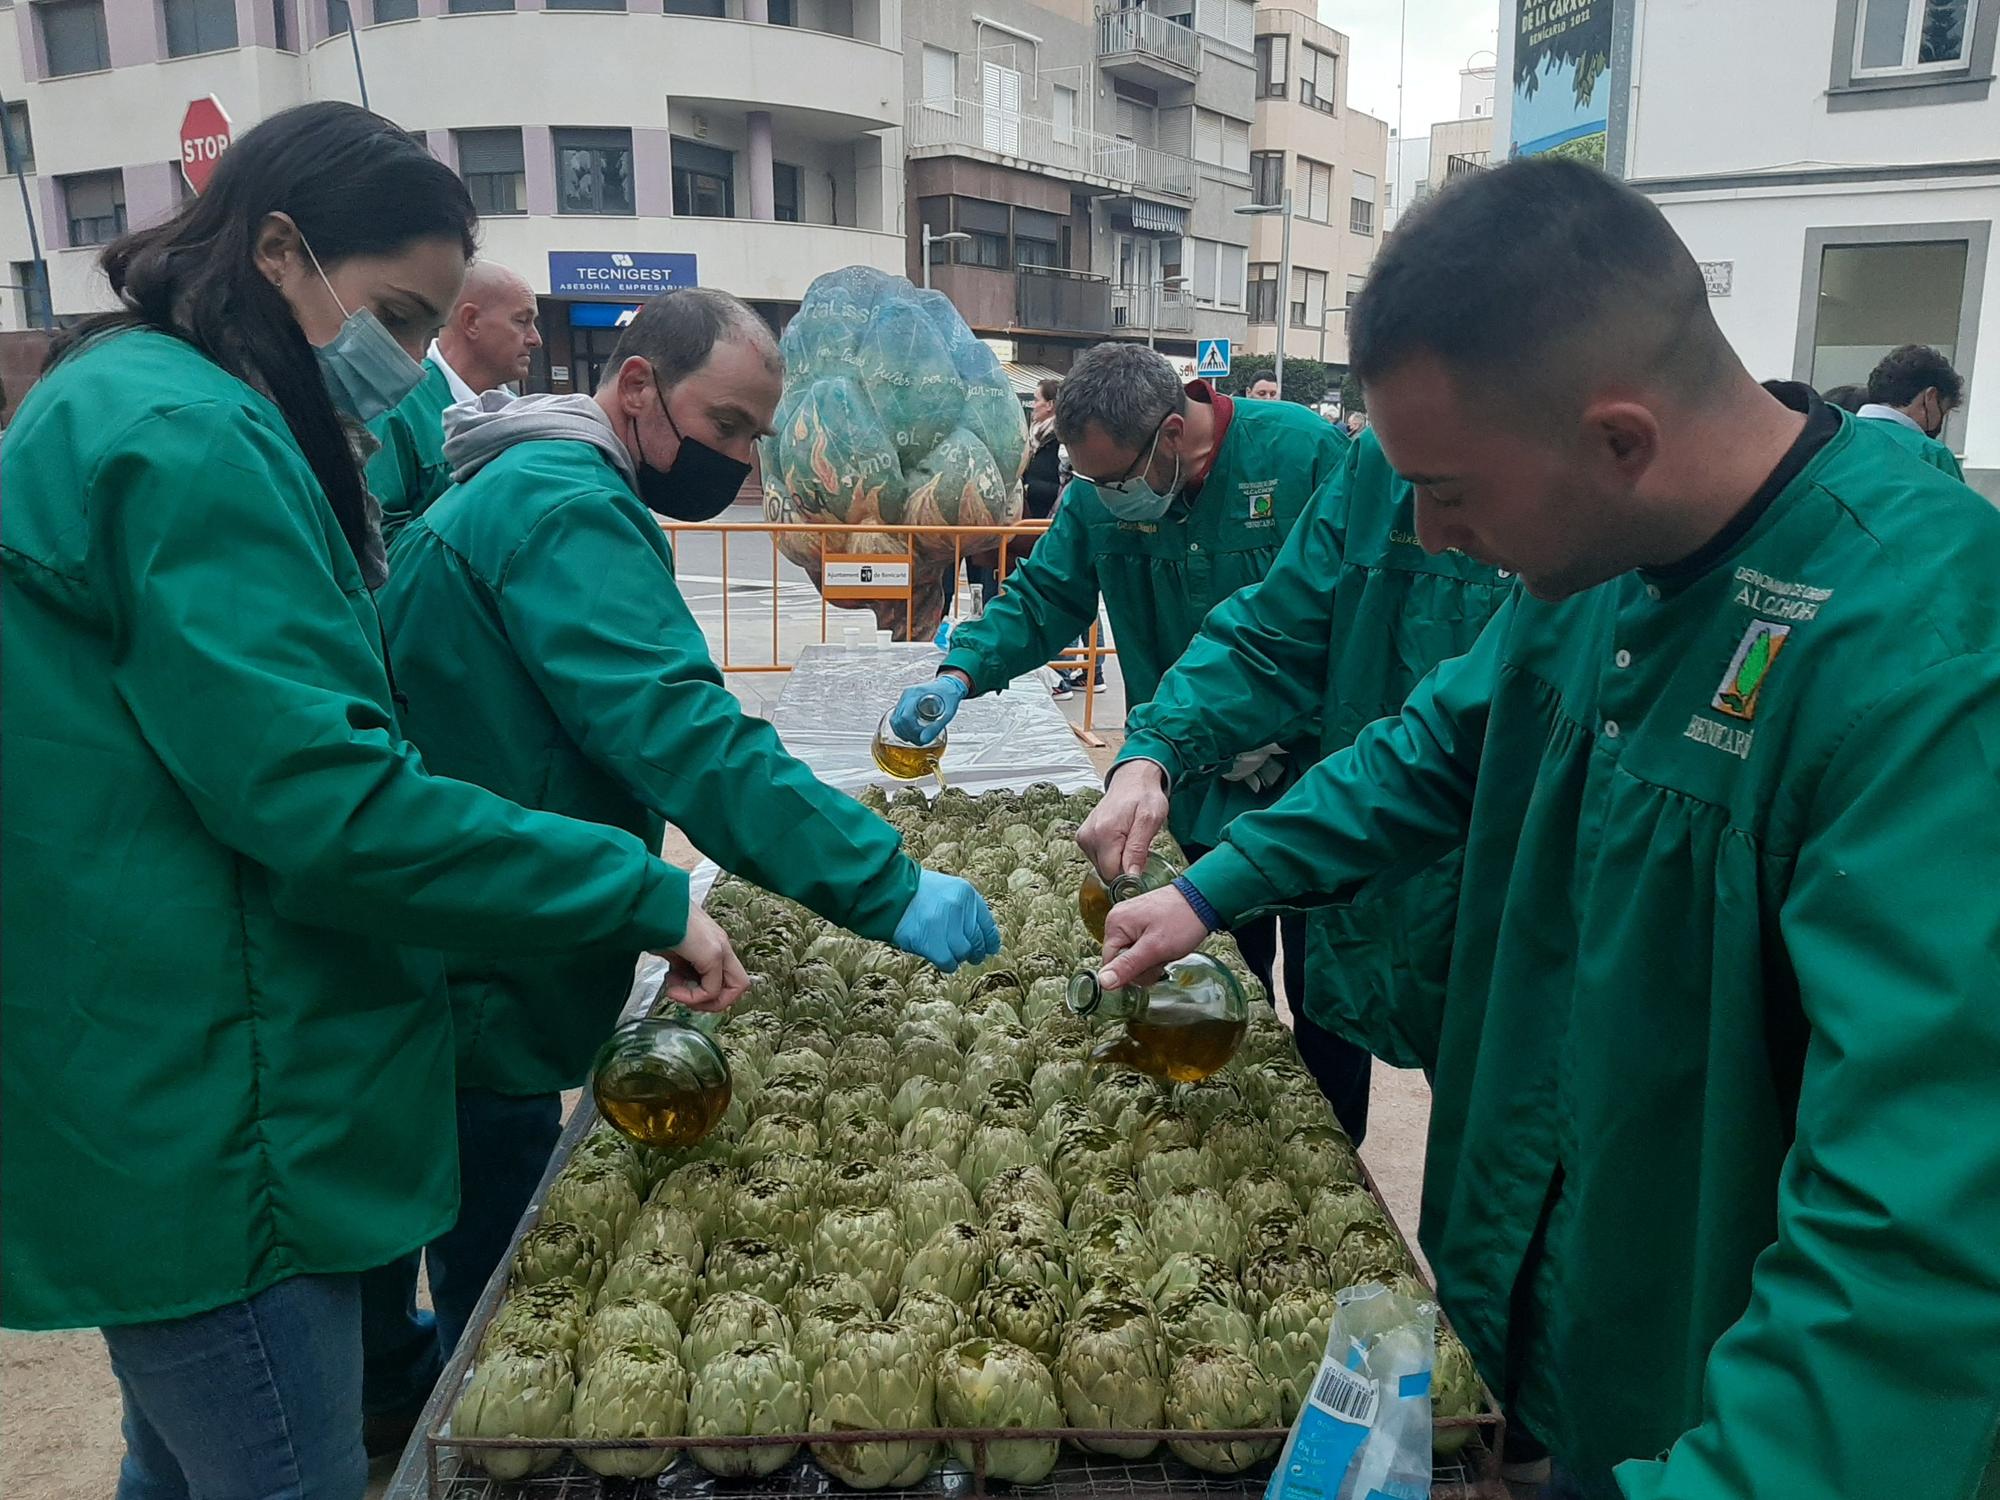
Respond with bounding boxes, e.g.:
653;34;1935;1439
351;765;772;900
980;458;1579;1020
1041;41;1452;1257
1001;360;1067;399
1110;197;1189;235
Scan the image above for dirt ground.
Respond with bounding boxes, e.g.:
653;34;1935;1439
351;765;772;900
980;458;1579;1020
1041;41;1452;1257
0;742;1432;1498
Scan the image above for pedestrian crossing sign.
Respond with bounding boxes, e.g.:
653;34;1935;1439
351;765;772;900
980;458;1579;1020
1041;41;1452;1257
1195;338;1231;378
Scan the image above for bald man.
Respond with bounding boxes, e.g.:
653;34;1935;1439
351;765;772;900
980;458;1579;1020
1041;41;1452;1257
368;261;544;546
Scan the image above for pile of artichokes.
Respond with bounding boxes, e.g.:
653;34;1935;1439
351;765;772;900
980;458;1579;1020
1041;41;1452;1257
452;785;1486;1486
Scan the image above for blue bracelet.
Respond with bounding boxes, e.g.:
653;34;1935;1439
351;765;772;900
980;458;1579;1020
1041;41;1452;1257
1172;875;1224;934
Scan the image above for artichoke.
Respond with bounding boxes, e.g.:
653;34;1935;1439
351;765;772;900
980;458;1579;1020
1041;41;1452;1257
972;1277;1065;1365
1139;1143;1222;1200
757;1069;826;1122
1305;1186;1391;1259
622;1202;705;1271
1331;1223;1411;1290
782;1019;838;1059
1179;1075;1248;1129
1158;1286;1257;1364
788;1271;878;1321
1245;1207;1307;1255
1227;1169;1299;1229
687;1341;810;1477
650;1160;737;1245
1075;1271;1153;1319
737;1111;820;1166
571;1129;649;1196
890;1288;966;1361
1257;1286;1336;1423
933;1339;1063;1484
1432;1328;1485;1454
1089;1070;1161;1131
544;1160;640;1260
1204;1109;1272;1179
453;1346;572;1479
1146;1252;1237;1309
600;1250;699;1326
1057;1296;1167;1458
1164;1345;1283;1475
894;1169;979;1250
571;1339;688;1478
1073;1209;1160;1292
824;1159;891;1212
1148;1186;1245;1272
809;1322;938;1490
830;1035;898;1090
824;1083;889;1136
730;1175;817;1249
750;1149;826;1199
903;1220;986;1305
510;1221;605;1296
1133;1104;1201;1159
901;1106;977;1170
703;1236;804;1306
813;1206;905;1314
1066;1169;1145;1234
1033;1098;1095;1157
683;1291;793;1369
1283;1125;1364;1196
978;1165;1065;1223
1050;1124;1134;1208
1028;1058;1086;1115
795;1299;875;1380
483;1281;589;1356
577;1296;684;1375
1239;1243;1333;1317
960;1124;1037;1193
958;1047;1028;1099
892;1073;956;1128
828;1116;898;1163
892;1034;964;1091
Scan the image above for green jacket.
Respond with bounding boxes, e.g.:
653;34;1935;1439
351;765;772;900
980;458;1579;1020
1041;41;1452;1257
0;331;690;1331
366;357;454;548
1857;409;1965;480
1186;415;2000;1491
942;391;1349;849
379;433;920;1097
1120;429;1513;1066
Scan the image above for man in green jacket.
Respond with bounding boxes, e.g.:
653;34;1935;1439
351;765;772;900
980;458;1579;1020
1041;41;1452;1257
366;260;542;545
884;340;1371;1136
1102;427;1512;1075
1854;341;1965;480
1092;160;2000;1496
364;288;998;1420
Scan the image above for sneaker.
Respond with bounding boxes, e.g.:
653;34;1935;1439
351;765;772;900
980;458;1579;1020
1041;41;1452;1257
1051;678;1074;701
1087;671;1107;694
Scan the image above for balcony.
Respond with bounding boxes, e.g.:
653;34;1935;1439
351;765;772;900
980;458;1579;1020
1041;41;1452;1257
1445;151;1491;180
1111;285;1196;336
1097;7;1202;87
1017;268;1112;335
907;100;1197;202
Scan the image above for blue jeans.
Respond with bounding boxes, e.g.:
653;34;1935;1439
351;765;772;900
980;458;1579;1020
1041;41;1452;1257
359;1089;564;1414
101;1273;366;1500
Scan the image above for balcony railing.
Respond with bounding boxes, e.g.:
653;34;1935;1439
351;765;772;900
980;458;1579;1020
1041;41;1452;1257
1097;7;1202;75
1018;267;1113;334
1110;285;1196;334
1445;151;1491;180
908;99;1197;201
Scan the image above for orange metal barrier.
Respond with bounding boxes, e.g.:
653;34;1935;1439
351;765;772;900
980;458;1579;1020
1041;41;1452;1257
657;519;1118;740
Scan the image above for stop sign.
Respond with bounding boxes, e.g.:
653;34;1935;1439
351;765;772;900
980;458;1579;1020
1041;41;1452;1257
179;96;232;196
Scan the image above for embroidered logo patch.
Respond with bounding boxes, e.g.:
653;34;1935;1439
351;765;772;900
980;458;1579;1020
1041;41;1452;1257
1248;493;1273;521
1713;619;1790;721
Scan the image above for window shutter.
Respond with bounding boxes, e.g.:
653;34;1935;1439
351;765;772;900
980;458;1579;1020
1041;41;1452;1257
1223;118;1249;173
1194;109;1224;165
1227;0;1253;51
1310;162;1330;222
922;45;956;107
1352;170;1378;205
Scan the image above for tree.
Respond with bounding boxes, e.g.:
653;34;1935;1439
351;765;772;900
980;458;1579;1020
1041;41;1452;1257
1217;353;1330;408
1339;372;1365;414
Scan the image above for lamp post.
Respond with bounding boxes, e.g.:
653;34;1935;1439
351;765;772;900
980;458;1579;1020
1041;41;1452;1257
1235;190;1292;398
921;226;971;290
1146;273;1190;350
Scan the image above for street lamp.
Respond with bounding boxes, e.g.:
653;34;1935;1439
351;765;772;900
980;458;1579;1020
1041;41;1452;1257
1146;274;1190;351
1235;190;1292;398
921;226;971;290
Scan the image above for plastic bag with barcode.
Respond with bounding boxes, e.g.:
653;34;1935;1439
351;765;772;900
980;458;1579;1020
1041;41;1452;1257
1263;1282;1434;1500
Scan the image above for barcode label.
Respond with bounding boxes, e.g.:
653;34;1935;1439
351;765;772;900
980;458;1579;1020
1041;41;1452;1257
1308;1361;1379;1427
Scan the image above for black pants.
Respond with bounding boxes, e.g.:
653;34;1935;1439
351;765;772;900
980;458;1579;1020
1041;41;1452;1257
1185;844;1372;1145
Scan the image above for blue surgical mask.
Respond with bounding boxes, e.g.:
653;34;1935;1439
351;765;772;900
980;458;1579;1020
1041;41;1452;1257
303;238;425;423
1094;424;1182;522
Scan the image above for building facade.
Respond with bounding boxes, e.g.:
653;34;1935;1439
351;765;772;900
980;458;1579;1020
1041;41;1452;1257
1;0;904;394
901;0;1256;376
1562;0;1997;496
1243;0;1385;370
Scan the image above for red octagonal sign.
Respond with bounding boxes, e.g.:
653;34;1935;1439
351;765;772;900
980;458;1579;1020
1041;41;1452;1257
179;96;232;196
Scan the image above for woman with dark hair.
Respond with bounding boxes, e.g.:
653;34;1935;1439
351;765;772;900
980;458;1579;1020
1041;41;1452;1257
1;102;745;1498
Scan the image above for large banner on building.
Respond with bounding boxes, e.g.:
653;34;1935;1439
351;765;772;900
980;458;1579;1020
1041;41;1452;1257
1510;0;1614;163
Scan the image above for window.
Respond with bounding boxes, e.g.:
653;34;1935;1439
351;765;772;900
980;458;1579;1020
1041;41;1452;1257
326;0;348;33
1015;207;1061;269
1290;267;1326;329
1856;0;1973;70
983;61;1024;152
1806;236;1972;391
456;128;525;215
1255;32;1288;97
165;0;238;54
373;0;419;19
39;0;111;75
768;0;794;22
272;0;292;46
555;128;634;215
956;197;1009;269
1053;84;1078;145
63;170;125;247
773;161;801;223
1349;170;1376;236
672;138;734;217
1250;151;1283;208
2;101;33;176
14;261;52;327
1190;237;1246;310
1193;110;1250;173
922;45;957;110
447;0;513;12
1300;44;1338;112
1345;272;1366;308
1295;156;1332;222
547;0;625;10
1248;261;1278;323
665;0;725;12
1194;0;1252;50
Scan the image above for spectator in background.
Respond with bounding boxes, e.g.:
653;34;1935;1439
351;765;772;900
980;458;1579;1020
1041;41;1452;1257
1857;343;1965;480
1247;375;1280;400
1344;409;1367;438
1820;383;1868;414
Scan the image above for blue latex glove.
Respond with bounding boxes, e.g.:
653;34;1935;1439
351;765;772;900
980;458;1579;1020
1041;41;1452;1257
889;674;969;746
894;868;1002;973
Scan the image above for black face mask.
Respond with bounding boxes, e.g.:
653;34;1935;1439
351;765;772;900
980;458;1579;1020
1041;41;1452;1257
635;379;752;522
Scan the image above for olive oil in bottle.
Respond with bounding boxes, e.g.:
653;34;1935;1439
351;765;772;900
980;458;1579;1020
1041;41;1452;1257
1078;853;1180;942
872;693;950;788
1067;953;1248;1084
590;1015;733;1148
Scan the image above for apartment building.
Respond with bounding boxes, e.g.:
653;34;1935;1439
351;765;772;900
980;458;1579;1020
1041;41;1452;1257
1;0;903;394
902;0;1258;374
1243;0;1386;370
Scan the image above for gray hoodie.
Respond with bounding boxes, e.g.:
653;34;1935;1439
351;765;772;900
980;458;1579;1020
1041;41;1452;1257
442;390;638;488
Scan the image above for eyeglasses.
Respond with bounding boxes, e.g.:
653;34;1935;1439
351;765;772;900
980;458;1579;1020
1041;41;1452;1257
1073;416;1169;496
